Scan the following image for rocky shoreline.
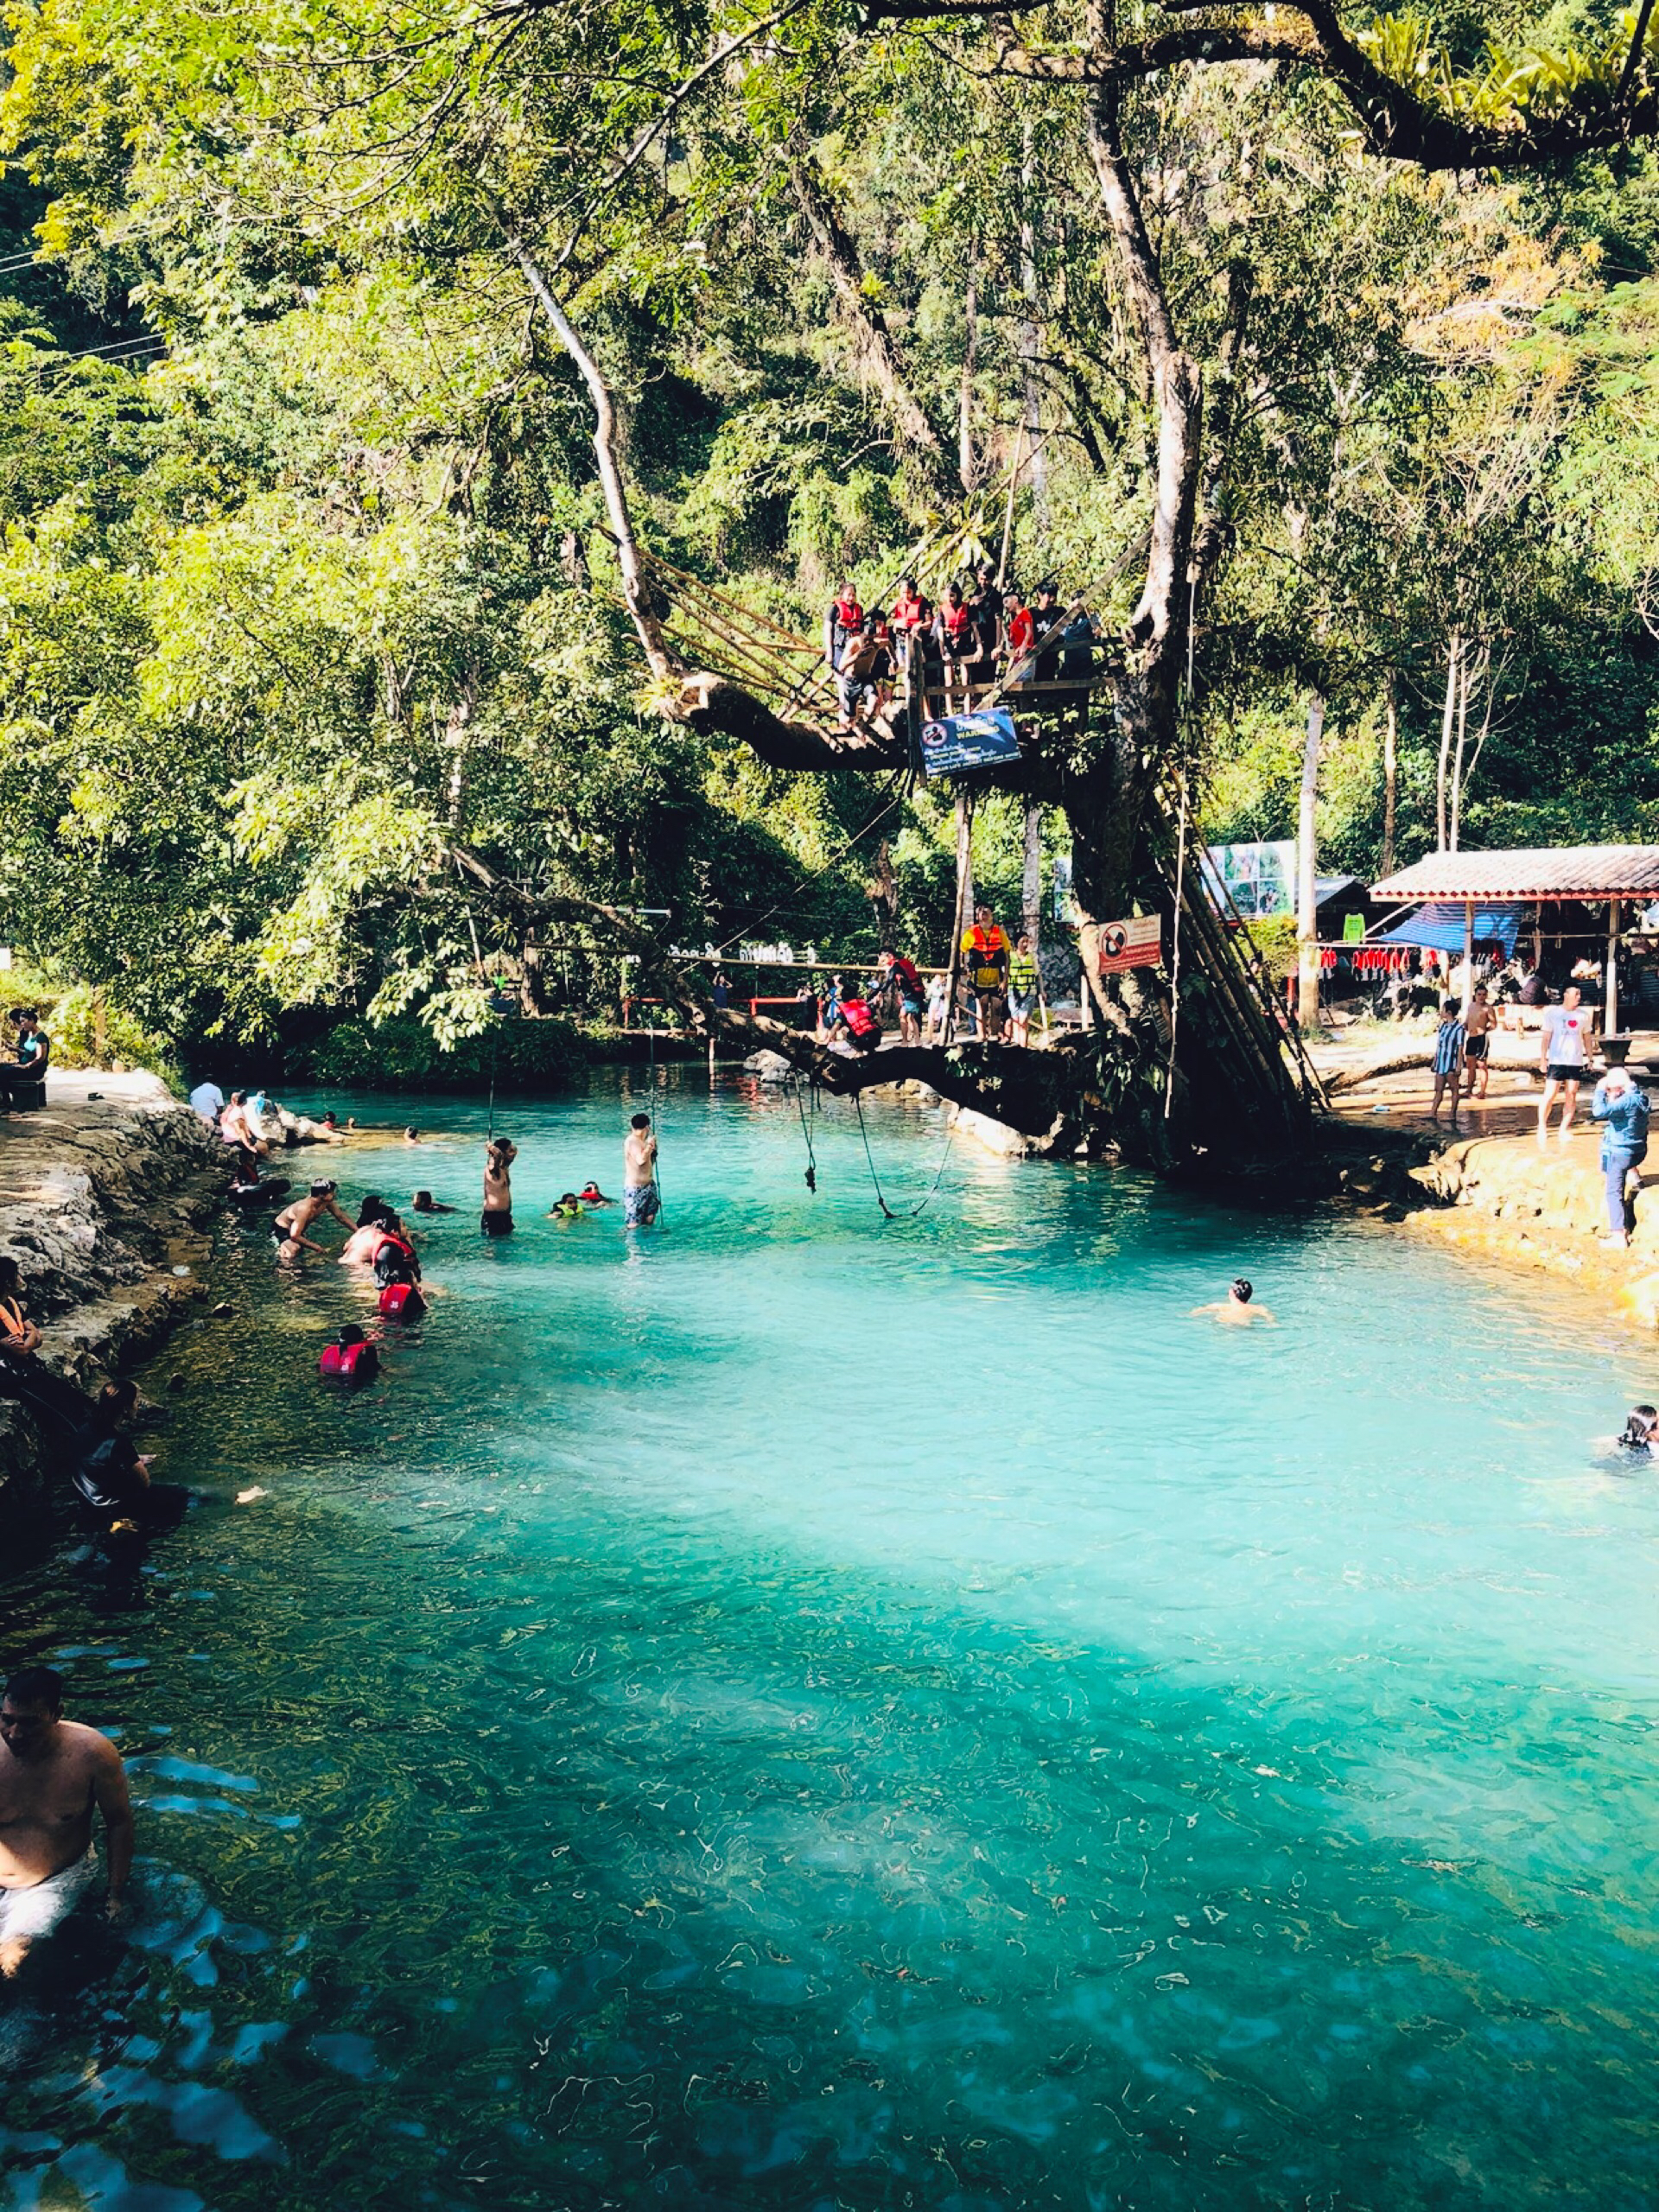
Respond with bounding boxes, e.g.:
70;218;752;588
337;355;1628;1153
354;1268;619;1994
0;1072;227;1540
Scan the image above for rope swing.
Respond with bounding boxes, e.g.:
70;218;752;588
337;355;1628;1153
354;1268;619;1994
854;1091;957;1221
791;1073;819;1192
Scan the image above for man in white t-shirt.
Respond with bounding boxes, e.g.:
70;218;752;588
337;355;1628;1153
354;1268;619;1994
187;1079;224;1127
1538;986;1592;1143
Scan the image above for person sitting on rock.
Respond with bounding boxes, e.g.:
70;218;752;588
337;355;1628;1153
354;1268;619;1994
0;1255;41;1357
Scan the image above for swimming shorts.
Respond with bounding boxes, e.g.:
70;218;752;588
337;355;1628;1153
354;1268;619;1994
1008;991;1036;1018
0;1851;98;1950
1547;1063;1586;1084
1465;1033;1488;1061
480;1209;513;1238
624;1181;661;1226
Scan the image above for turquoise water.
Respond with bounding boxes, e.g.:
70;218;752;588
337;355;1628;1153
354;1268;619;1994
5;1069;1659;2209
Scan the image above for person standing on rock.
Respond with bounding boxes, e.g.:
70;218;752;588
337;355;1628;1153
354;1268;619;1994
1539;986;1592;1144
0;1665;133;1978
1429;999;1466;1131
1462;985;1497;1102
1592;1064;1650;1249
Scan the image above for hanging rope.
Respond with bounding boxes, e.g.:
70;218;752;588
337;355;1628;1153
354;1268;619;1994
647;1023;669;1229
854;1092;957;1221
1166;766;1189;1120
792;1075;819;1192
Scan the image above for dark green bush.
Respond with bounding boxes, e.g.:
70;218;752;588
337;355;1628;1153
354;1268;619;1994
308;1015;587;1093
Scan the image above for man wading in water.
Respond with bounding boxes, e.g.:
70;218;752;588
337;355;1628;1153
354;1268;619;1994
482;1138;516;1237
0;1666;133;1977
624;1112;660;1227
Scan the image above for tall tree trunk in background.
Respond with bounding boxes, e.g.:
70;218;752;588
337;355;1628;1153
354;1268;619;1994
1298;690;1325;1030
1021;800;1044;955
1381;671;1398;879
959;249;978;495
789;159;959;503
1019;123;1048;528
1449;645;1471;852
1435;632;1460;853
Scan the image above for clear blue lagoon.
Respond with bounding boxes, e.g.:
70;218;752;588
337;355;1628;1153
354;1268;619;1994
4;1069;1659;2209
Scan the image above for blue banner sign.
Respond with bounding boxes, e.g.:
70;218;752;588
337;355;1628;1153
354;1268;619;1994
918;708;1021;780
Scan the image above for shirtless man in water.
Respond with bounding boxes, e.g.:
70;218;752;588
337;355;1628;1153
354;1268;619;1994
623;1112;660;1227
0;1666;133;1976
1192;1277;1276;1326
272;1179;355;1263
482;1138;517;1237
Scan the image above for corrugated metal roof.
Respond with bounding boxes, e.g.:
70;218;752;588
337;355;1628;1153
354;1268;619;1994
1370;846;1659;900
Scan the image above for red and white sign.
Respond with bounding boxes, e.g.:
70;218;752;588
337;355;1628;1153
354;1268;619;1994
1098;914;1162;975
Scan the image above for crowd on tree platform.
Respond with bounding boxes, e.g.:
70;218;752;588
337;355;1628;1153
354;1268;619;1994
823;569;1099;725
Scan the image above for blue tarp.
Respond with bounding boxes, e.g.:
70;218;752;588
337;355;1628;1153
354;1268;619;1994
1376;901;1524;955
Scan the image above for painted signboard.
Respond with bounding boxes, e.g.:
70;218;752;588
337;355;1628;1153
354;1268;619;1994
1098;914;1162;974
918;708;1021;780
1202;840;1298;919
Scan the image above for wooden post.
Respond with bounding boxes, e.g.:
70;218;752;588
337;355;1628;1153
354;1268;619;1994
1608;899;1621;1035
1461;900;1474;1020
944;789;974;1046
1296;690;1324;1029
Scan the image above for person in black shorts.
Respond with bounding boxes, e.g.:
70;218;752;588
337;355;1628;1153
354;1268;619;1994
1462;982;1496;1100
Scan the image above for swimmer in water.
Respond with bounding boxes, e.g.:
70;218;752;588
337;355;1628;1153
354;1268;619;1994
338;1197;395;1265
404;1126;422;1145
578;1180;615;1206
548;1192;585;1220
1191;1276;1276;1326
410;1190;455;1215
272;1179;355;1263
1620;1403;1658;1452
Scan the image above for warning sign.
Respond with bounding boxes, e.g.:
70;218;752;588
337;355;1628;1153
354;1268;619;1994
1098;915;1162;975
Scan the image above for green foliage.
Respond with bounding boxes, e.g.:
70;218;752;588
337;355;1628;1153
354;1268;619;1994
308;1014;586;1093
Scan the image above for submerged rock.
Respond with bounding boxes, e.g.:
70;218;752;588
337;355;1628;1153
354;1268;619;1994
743;1050;795;1082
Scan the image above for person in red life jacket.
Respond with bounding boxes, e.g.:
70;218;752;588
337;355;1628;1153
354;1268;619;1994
578;1180;615;1205
378;1278;426;1321
888;575;932;682
874;948;925;1046
830;980;883;1056
1005;588;1036;687
371;1219;421;1290
823;579;865;702
319;1325;379;1384
934;584;975;683
961;903;1013;1041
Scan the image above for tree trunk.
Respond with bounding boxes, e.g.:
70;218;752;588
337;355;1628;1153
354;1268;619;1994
1021;800;1044;954
789;159;957;501
959;249;978;495
1435;632;1460;854
1450;643;1471;851
1381;671;1398;879
1298;690;1324;1030
1019;123;1048;526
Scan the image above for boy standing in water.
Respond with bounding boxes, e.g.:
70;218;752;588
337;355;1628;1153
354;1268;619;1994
624;1112;660;1227
482;1138;516;1237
